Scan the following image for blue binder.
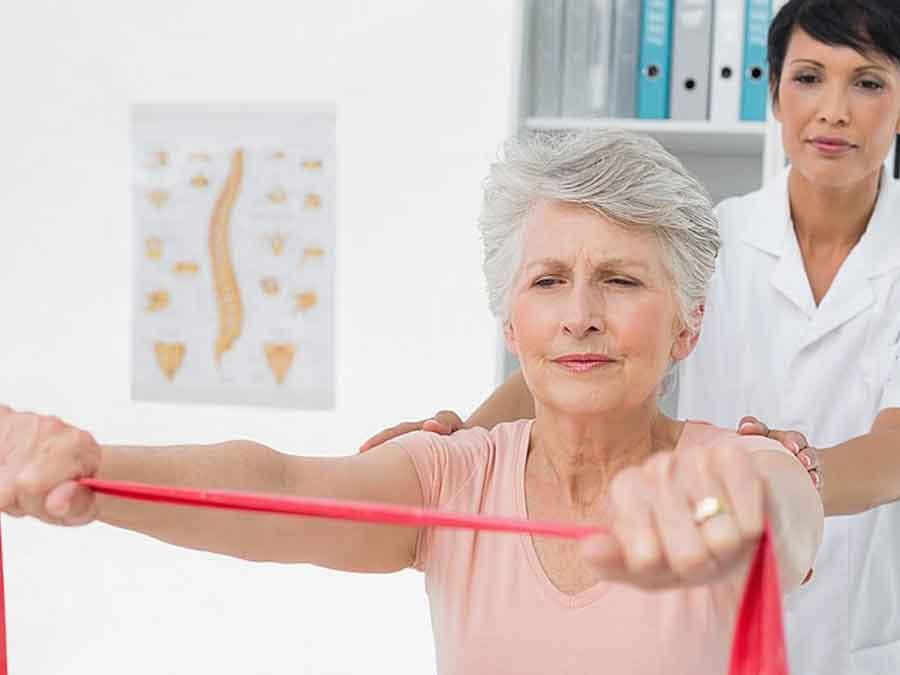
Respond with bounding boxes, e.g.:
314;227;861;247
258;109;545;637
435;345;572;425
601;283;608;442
740;0;771;122
637;0;674;119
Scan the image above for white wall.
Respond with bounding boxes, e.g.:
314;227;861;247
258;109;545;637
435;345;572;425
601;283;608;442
0;2;515;673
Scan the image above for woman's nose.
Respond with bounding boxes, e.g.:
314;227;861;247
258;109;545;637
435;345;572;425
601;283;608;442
561;286;603;338
816;84;850;126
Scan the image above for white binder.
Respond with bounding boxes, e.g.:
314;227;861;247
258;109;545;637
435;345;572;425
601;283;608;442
669;0;714;120
709;0;746;123
609;0;641;118
562;0;594;117
531;0;566;117
588;0;615;116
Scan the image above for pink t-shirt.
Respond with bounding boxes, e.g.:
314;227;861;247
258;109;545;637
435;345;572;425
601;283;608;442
393;419;788;675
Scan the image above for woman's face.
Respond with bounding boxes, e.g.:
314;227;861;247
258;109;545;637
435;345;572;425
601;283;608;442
775;28;900;189
505;200;695;419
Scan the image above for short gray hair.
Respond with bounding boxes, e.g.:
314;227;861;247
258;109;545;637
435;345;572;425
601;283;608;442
478;129;720;332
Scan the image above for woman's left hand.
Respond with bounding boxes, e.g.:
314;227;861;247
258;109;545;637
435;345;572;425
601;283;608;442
582;439;766;590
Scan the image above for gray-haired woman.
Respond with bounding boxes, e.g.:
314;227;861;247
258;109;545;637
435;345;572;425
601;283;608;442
365;2;900;672
0;129;822;675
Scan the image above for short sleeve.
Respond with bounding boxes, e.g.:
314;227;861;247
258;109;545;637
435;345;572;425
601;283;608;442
878;343;900;411
387;427;492;571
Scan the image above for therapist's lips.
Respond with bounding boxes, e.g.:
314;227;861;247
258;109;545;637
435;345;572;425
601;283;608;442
809;136;856;156
553;353;617;373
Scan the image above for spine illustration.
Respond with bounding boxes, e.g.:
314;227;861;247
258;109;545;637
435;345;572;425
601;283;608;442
210;149;245;364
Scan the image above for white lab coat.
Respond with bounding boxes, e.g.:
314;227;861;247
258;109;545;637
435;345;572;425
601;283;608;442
678;166;900;675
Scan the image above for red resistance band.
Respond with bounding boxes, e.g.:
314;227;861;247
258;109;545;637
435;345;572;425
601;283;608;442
0;478;788;675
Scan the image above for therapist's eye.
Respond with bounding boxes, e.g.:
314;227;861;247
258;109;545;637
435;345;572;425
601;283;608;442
857;78;885;92
793;72;820;86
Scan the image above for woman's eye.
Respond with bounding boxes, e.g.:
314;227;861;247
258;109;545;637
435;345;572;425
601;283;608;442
607;277;639;287
858;79;884;91
793;73;819;85
534;277;562;288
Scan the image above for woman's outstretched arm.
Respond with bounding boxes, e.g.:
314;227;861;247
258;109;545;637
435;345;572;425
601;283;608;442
0;405;423;573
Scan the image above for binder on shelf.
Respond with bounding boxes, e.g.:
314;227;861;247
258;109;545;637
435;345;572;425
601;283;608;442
741;0;771;121
709;0;746;123
669;0;713;120
637;0;674;119
531;0;566;117
587;0;615;117
562;0;596;117
609;0;641;118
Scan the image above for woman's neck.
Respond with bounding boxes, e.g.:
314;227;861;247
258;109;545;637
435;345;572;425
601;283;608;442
788;167;881;305
789;167;881;251
528;402;684;510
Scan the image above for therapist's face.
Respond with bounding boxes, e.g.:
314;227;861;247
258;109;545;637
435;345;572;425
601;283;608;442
504;200;695;420
774;29;900;189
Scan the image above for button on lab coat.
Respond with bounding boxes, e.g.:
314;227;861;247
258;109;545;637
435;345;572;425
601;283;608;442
678;167;900;675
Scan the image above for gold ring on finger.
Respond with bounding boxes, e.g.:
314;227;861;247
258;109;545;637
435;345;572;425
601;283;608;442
693;496;728;526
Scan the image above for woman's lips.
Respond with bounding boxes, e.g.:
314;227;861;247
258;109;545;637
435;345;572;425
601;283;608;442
553;355;616;373
809;138;855;156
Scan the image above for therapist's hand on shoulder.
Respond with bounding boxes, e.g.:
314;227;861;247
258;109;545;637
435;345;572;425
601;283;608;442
737;415;821;491
0;405;100;526
359;410;464;452
581;439;766;590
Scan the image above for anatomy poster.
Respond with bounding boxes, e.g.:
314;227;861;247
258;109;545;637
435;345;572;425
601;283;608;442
131;102;335;408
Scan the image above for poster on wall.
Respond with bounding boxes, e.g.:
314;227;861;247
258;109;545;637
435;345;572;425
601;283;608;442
131;101;336;409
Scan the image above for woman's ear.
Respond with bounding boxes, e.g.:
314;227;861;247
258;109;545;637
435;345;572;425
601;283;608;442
671;304;704;362
503;318;518;355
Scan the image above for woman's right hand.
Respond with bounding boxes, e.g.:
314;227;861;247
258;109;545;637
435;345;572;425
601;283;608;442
582;438;768;591
0;405;101;526
359;410;464;452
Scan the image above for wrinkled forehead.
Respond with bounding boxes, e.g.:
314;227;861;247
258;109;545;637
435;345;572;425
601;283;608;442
520;200;665;272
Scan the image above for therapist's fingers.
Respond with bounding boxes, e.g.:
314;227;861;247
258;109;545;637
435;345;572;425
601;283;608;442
422;411;465;435
737;415;769;437
359;421;425;452
738;415;809;453
767;429;809;455
359;411;463;453
740;418;821;490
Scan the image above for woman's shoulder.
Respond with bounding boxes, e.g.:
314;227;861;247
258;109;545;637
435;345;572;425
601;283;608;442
389;419;531;455
679;420;791;456
387;420;531;480
386;420;532;510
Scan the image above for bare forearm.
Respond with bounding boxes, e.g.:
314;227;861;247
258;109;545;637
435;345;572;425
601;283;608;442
466;370;535;429
96;440;295;561
820;418;900;516
754;452;824;591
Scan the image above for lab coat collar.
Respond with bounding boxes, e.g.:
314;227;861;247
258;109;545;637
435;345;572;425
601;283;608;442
741;165;900;347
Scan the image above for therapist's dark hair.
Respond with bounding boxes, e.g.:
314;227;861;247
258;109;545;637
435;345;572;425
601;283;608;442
768;0;900;103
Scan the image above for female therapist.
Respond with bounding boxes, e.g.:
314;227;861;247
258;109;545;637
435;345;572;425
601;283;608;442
362;1;900;673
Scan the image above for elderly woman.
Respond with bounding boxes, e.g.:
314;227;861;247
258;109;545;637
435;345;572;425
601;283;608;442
0;129;822;674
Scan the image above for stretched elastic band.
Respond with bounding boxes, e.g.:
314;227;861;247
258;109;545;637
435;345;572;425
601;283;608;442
0;479;788;675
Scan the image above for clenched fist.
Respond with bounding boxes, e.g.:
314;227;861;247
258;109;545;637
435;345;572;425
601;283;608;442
0;405;101;525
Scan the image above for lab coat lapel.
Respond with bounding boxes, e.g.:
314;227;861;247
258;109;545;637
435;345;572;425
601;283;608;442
741;169;817;318
799;170;900;350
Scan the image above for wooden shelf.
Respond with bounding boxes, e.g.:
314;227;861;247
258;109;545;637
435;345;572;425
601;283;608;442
524;117;767;156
